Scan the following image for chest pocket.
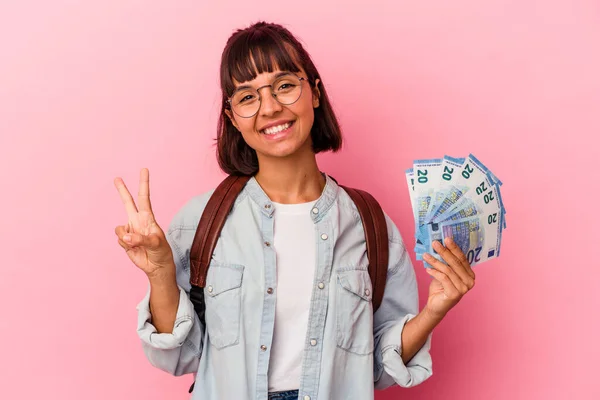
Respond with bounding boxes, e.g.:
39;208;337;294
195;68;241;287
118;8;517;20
335;268;374;355
204;262;244;350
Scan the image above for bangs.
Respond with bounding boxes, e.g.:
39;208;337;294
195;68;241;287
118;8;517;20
222;30;302;96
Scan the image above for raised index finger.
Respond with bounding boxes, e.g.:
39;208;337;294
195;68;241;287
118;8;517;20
444;237;476;280
433;240;472;283
114;177;138;218
137;168;153;213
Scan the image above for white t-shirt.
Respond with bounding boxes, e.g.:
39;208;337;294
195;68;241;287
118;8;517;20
267;200;317;392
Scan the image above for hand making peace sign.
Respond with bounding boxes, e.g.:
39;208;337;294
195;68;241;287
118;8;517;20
114;168;175;279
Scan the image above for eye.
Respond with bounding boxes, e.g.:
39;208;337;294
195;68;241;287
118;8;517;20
276;82;297;92
234;92;256;105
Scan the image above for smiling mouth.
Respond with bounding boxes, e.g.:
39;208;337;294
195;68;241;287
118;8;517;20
260;120;295;135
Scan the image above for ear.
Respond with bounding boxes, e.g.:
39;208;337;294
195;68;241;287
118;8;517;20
312;78;321;108
224;109;240;131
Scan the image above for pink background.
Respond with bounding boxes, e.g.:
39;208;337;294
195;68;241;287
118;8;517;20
1;1;598;399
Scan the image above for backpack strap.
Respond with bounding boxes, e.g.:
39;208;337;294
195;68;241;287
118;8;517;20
339;186;389;313
189;175;250;287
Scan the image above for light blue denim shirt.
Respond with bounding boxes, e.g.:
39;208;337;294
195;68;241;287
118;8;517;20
136;174;433;399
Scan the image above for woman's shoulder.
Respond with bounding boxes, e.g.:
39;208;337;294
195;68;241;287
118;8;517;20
167;188;217;233
336;184;405;246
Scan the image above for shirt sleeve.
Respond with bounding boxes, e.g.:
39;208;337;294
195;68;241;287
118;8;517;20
373;215;433;389
135;214;205;377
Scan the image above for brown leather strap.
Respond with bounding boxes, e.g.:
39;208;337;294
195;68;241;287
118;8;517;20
189;175;250;287
339;186;389;313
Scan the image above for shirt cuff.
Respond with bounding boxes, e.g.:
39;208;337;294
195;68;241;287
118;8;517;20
374;314;433;388
136;285;196;350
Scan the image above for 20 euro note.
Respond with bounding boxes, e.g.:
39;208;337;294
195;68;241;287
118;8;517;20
420;177;502;265
423;156;465;224
417;180;503;257
412;158;443;232
407;153;506;268
430;154;495;224
451;155;507;234
405;168;427;259
422;210;503;267
411;159;444;262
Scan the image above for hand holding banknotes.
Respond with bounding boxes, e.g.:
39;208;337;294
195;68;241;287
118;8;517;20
406;154;506;318
422;237;476;319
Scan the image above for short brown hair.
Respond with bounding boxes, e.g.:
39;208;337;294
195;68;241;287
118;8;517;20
216;22;343;176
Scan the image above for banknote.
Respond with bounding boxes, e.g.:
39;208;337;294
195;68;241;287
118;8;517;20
406;154;506;267
424;156;465;224
412;158;443;234
420;183;503;265
405;168;429;261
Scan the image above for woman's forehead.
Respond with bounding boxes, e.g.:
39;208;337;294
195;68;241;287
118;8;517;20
232;68;305;88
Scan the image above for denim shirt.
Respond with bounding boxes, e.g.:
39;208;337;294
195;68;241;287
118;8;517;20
136;174;433;400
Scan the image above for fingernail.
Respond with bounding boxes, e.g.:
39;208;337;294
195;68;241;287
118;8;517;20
123;235;131;242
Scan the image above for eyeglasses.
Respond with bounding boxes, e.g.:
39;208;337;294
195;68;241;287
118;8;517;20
225;73;307;118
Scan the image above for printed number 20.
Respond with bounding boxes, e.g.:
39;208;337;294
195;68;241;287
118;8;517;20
467;247;482;264
462;164;474;179
442;166;454;181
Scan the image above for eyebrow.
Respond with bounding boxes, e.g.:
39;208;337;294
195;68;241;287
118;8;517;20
233;71;293;91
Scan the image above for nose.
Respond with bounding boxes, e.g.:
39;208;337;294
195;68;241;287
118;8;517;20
257;87;283;117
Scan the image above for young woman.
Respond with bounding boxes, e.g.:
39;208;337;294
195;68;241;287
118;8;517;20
114;22;475;400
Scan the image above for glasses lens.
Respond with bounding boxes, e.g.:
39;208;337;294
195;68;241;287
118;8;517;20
272;74;302;105
231;89;260;118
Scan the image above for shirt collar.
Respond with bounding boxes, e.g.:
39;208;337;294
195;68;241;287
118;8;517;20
244;173;339;222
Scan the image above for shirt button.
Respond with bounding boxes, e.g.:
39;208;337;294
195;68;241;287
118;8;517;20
264;204;271;209
310;339;317;346
207;286;213;293
365;289;371;296
318;282;325;289
311;207;319;214
267;288;274;294
304;396;311;400
264;241;271;247
261;345;267;351
320;233;328;240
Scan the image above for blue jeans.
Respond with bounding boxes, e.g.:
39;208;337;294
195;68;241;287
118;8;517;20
267;389;299;400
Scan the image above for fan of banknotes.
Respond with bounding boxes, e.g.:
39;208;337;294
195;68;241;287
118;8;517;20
406;154;506;268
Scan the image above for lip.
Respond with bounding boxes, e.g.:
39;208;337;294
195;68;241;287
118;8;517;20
260;120;295;141
258;119;295;133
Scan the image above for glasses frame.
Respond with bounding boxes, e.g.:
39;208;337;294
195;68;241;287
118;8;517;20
225;73;307;118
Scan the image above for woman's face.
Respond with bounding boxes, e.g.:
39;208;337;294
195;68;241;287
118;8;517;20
225;68;321;162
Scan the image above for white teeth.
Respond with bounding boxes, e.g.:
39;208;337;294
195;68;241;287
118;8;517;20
263;122;291;135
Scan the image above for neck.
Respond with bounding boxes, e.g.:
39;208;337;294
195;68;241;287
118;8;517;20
254;149;325;204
